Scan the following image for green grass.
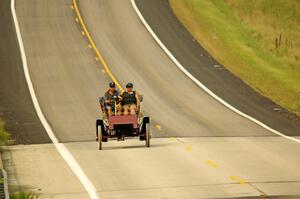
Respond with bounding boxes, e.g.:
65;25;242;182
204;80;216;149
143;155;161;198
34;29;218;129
10;192;39;199
0;119;9;145
169;0;300;115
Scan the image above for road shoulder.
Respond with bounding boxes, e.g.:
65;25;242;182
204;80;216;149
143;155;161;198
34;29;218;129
134;0;300;136
1;144;89;198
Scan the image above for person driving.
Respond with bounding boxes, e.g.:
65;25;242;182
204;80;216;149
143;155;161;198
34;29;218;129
104;82;121;116
120;83;140;115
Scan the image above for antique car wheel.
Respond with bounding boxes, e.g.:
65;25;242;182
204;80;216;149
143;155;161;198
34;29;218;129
145;123;150;147
98;125;102;150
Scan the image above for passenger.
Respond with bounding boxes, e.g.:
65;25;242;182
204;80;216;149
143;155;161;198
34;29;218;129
120;83;140;115
104;82;121;116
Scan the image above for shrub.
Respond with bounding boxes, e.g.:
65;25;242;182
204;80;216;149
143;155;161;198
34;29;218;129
10;192;39;199
0;119;9;145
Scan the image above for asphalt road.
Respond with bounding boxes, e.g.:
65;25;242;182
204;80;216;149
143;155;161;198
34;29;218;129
0;0;50;144
78;0;271;138
3;0;300;198
134;0;300;136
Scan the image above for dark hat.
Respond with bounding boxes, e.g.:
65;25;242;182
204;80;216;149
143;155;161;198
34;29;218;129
109;82;116;88
126;82;133;88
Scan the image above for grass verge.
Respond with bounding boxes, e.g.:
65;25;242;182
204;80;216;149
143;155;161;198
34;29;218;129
10;192;39;199
169;0;300;115
0;119;9;145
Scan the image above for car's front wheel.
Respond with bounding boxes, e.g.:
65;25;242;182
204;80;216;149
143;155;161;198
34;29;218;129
145;123;150;147
98;125;102;150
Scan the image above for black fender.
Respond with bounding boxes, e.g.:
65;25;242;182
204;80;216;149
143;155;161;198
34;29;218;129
143;116;150;124
96;119;103;138
141;116;150;133
96;119;103;126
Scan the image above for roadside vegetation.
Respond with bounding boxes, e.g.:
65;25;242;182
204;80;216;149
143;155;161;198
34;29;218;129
1;122;35;198
0;119;9;145
169;0;300;115
0;118;9;199
10;192;39;199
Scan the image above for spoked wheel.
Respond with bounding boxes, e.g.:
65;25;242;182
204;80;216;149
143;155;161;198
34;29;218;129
98;125;102;150
145;123;150;147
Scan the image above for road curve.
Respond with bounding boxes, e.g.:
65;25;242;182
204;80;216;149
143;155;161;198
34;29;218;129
134;0;300;136
15;0;109;143
6;0;300;198
78;0;271;138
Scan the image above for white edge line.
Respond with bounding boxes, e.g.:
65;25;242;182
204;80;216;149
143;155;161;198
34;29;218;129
10;0;99;198
2;169;9;199
130;0;300;144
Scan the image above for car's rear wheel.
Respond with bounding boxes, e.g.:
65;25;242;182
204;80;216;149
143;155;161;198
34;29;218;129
98;125;102;150
145;123;150;147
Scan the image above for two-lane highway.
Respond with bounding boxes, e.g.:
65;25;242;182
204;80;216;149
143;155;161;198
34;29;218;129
77;0;271;138
4;0;300;198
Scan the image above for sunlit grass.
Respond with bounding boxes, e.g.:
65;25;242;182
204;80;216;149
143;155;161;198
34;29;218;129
225;0;300;71
170;0;300;115
10;192;39;199
0;119;9;145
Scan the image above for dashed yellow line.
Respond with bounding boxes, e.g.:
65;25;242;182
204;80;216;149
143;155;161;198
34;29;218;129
229;175;248;185
185;146;193;152
205;160;219;168
155;124;162;131
169;136;176;140
259;193;268;198
72;0;124;92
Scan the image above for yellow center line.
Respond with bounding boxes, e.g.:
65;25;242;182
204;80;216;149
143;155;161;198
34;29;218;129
155;124;162;131
205;160;219;168
185;146;193;152
72;0;124;92
229;175;248;185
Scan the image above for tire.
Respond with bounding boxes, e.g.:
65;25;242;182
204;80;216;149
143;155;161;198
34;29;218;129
98;125;102;150
145;123;150;147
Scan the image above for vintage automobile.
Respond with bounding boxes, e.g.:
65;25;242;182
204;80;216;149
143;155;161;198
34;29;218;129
96;95;150;150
